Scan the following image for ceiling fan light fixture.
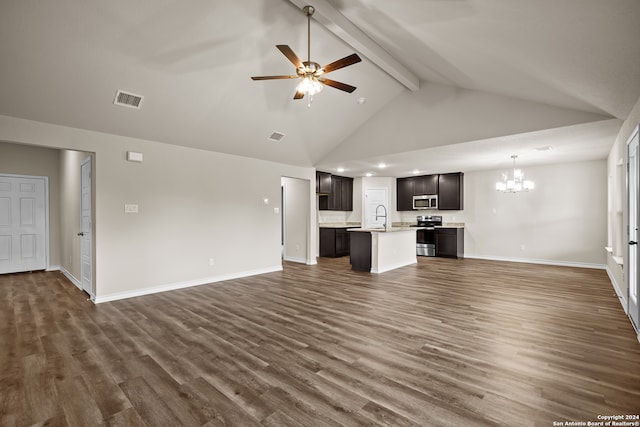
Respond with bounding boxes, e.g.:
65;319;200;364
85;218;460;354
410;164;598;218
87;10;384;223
297;76;323;96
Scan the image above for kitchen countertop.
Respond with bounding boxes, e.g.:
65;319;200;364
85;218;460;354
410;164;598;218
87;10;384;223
348;227;417;233
319;222;361;228
439;222;465;228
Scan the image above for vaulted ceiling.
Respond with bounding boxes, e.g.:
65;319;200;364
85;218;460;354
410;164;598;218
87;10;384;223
1;0;639;176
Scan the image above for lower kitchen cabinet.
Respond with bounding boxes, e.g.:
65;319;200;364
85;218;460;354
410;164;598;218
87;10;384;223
435;228;464;258
319;228;350;257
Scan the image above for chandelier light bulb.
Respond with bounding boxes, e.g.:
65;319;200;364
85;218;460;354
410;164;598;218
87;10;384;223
496;155;535;193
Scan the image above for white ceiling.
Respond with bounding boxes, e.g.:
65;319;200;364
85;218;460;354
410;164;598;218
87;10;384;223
1;0;639;177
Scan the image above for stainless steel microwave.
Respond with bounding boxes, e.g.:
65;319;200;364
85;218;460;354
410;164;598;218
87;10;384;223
413;194;438;210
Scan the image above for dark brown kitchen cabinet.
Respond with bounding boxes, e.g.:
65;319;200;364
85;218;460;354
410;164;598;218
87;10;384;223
396;177;415;211
316;171;332;194
341;177;353;211
437;172;464;210
319;174;353;211
435;228;464;258
397;174;438;211
414;174;438;196
319;227;350;257
349;231;372;271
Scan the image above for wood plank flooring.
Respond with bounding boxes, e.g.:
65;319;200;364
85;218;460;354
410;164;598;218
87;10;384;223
1;257;639;426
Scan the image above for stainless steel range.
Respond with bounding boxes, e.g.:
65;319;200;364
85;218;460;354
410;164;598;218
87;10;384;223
414;215;442;256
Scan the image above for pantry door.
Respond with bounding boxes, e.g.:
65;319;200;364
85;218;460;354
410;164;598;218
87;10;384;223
0;175;48;274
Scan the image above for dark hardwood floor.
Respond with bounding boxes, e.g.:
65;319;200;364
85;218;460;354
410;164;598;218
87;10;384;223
1;257;639;426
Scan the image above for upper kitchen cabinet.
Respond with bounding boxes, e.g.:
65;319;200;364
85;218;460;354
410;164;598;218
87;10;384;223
397;172;464;211
397;174;439;211
316;171;332;194
396;177;415;211
318;174;353;211
438;172;464;210
414;174;438;196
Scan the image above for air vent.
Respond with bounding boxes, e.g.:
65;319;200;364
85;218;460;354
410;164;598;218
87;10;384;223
114;90;144;109
268;132;286;142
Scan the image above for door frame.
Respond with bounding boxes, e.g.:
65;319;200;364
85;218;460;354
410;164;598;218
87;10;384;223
80;157;93;297
627;124;639;334
0;173;50;272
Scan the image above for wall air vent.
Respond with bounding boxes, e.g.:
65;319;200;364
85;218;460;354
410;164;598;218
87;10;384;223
113;90;144;109
268;132;286;142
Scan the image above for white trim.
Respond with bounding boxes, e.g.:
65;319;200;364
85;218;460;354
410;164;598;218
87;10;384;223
283;255;307;264
46;265;61;272
306;258;317;265
92;265;283;304
60;266;82;290
607;265;628;314
465;254;606;270
371;259;417;274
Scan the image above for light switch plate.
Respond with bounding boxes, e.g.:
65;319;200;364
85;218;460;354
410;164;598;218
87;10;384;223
124;204;139;213
127;151;144;162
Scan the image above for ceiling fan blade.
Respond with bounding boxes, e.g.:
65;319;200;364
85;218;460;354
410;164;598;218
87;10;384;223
293;91;305;100
276;45;303;69
319;78;357;93
318;53;362;75
251;75;299;80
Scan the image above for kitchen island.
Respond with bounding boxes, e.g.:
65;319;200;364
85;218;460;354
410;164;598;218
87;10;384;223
348;227;417;273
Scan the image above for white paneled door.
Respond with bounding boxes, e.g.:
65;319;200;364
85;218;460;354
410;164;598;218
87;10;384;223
80;158;92;295
628;126;639;331
0;175;47;274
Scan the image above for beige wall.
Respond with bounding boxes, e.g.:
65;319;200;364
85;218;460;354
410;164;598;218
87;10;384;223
396;160;607;267
0;114;316;302
607;94;640;302
0;141;61;268
458;160;607;266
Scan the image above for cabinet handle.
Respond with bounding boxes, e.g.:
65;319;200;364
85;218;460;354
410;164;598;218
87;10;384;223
77;232;85;236
630;241;638;245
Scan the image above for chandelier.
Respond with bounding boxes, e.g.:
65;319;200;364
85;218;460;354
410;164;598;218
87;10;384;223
495;155;535;192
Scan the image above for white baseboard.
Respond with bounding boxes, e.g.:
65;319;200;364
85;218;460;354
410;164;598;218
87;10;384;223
60;267;82;290
46;265;61;272
465;254;605;270
606;265;628;314
283;256;308;264
371;259;417;274
93;265;283;304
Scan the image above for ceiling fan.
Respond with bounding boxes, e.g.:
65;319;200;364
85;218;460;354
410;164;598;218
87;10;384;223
251;5;362;104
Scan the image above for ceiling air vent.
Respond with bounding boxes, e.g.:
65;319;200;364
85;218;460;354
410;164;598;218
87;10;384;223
268;132;286;142
113;90;144;109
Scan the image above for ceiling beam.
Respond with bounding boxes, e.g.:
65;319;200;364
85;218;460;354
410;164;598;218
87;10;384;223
286;0;420;91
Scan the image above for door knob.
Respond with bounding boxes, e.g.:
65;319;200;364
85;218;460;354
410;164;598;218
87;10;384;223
77;232;85;236
630;241;638;245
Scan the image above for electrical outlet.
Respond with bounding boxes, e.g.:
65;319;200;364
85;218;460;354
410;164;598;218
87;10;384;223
209;258;215;266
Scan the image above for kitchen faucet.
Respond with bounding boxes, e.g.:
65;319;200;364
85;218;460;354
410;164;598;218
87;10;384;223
375;204;388;229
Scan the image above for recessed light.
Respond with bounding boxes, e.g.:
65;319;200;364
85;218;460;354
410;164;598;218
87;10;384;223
337;167;345;173
365;172;373;177
378;162;386;169
357;97;366;105
412;169;420;175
